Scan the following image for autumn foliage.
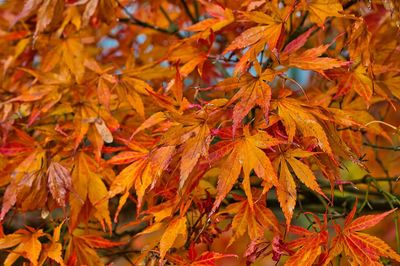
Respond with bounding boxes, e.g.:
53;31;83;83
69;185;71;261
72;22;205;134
1;0;400;265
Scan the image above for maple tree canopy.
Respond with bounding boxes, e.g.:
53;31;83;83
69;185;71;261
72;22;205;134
1;0;400;265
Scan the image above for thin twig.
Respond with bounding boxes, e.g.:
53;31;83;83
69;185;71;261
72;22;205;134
185;211;206;248
193;0;200;21
351;176;399;184
180;0;197;23
363;142;400;151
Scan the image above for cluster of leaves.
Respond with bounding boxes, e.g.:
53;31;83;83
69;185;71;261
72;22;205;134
0;0;400;265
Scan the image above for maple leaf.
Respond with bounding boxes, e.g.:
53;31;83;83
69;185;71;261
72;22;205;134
168;44;208;77
190;251;237;266
3;70;65;126
130;111;168;138
69;152;111;231
384;74;400;101
47;161;72;208
0;226;45;266
38;221;65;266
115;72;153;119
323;204;400;265
66;229;125;266
212;128;281;212
274;149;326;227
282;26;317;55
216;69;278;133
84;59;116;110
1;148;72;217
285;214;328;266
186;3;234;40
340;64;374;103
0;128;35;157
219;199;281;246
347;19;372;66
280;29;349;76
274;96;332;154
40;37;85;83
0;150;47;220
302;0;344;27
130;215;190;264
225;11;283;53
108;146;175;219
33;0;64;38
283;42;349;72
159;216;187;261
71;103;118;161
172;243;238;266
329;96;389;140
1;0;400;265
82;0;117;26
5;85;54;104
179;118;211;188
154;110;214;189
274;154;297;229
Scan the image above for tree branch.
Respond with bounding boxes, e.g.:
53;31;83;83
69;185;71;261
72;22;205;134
116;0;183;38
363;142;400;151
180;0;197;23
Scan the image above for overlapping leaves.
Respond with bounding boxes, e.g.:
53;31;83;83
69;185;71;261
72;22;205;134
0;0;399;265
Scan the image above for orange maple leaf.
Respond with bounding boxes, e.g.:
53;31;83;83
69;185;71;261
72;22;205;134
323;203;400;265
285;213;328;266
66;229;125;266
108;146;175;219
218;199;281;246
69;152;111;231
274;148;327;227
0;226;45;266
211;128;281;212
